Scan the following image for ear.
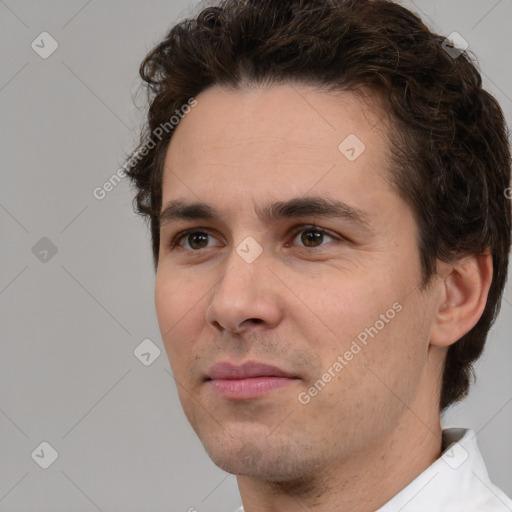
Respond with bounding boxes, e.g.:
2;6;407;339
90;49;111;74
430;251;493;348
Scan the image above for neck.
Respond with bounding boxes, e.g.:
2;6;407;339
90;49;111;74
237;399;442;512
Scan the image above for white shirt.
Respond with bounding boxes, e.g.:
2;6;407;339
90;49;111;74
235;428;512;512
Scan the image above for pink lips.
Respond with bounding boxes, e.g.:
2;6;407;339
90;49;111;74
206;361;299;400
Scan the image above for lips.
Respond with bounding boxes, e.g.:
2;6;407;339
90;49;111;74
207;361;295;380
205;361;299;400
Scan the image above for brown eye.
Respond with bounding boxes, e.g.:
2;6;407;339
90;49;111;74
300;229;325;247
291;226;337;248
186;232;210;250
171;230;220;251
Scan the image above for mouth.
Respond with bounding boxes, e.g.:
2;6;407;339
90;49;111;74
205;361;300;400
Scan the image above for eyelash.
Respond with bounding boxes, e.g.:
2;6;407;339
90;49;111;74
168;225;342;251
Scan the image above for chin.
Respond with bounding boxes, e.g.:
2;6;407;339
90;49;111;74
200;432;322;483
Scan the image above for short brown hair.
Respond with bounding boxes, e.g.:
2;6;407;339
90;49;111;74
125;0;511;410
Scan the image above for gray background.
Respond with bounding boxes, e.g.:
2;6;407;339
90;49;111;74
1;1;511;511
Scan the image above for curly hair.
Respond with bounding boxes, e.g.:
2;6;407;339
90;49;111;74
124;0;511;410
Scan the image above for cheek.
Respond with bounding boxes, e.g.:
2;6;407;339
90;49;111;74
154;276;178;337
348;294;431;409
294;266;425;384
306;305;429;442
154;273;204;367
292;272;393;349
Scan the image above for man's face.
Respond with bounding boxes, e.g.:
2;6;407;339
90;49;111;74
155;83;442;481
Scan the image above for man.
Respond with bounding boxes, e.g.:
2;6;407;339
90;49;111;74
125;0;512;510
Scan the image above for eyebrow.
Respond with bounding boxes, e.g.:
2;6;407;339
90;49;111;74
159;196;374;231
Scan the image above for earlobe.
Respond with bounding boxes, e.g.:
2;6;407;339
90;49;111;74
430;252;493;348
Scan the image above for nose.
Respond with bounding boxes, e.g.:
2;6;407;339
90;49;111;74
205;245;283;335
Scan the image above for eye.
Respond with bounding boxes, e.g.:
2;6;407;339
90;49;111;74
169;225;341;252
289;225;339;248
170;229;222;251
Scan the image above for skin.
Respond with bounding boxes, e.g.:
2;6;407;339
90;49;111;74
154;83;492;512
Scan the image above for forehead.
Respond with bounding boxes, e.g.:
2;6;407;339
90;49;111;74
161;83;394;214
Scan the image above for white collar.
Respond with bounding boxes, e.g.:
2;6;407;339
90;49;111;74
235;428;512;512
377;428;512;511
